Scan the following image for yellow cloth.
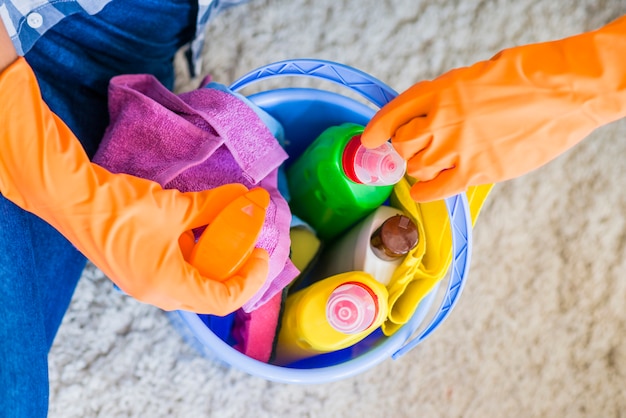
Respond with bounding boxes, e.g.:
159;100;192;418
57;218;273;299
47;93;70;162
289;226;322;273
383;178;492;335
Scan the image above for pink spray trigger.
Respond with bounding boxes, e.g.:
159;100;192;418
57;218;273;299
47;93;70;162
342;135;406;186
326;282;379;334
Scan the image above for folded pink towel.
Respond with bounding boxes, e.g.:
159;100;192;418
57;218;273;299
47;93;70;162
93;73;298;312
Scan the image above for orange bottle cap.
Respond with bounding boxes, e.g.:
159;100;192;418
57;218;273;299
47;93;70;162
190;187;269;281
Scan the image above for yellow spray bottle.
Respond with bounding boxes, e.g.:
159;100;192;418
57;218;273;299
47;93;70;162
274;271;388;366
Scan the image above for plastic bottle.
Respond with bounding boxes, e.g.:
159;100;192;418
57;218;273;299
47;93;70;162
286;123;406;241
188;187;269;281
273;271;388;366
311;205;419;286
289;225;322;273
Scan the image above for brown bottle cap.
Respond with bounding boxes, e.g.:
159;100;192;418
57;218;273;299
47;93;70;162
370;215;419;261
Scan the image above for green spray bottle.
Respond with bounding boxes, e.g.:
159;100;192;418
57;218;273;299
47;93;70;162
286;123;406;241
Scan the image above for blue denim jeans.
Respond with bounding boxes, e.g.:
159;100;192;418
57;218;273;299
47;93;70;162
0;1;198;415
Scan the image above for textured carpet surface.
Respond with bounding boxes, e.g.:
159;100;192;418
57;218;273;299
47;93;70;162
49;1;626;416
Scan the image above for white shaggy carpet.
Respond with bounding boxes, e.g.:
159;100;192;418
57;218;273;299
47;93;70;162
49;0;626;416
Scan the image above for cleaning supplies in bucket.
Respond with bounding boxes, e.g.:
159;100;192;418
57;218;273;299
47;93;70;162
168;59;480;383
286;123;406;240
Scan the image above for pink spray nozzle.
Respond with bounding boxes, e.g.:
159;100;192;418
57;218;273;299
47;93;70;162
342;135;406;186
326;282;379;334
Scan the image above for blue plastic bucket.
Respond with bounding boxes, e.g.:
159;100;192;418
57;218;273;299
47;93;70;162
169;60;473;384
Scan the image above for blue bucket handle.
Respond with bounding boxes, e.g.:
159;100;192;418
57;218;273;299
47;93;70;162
230;58;398;108
230;59;473;359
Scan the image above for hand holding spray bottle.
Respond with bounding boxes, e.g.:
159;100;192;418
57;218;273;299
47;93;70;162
286;123;406;240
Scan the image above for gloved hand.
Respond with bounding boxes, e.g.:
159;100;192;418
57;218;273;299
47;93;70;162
361;15;626;202
0;57;269;315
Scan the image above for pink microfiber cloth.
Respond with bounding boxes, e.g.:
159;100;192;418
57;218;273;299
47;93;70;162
93;73;299;312
232;290;283;362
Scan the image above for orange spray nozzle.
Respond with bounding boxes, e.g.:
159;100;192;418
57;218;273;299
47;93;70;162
190;187;270;281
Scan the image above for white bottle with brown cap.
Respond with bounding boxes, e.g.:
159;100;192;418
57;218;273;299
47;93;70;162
312;205;418;285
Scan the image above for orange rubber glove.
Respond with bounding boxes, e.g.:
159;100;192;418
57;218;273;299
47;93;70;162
362;15;626;202
0;57;269;315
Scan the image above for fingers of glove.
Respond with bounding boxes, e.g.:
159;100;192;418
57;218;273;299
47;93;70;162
197;248;269;315
409;168;467;202
183;183;249;230
388;116;433;161
143;248;268;314
361;81;435;149
406;150;457;184
179;230;196;260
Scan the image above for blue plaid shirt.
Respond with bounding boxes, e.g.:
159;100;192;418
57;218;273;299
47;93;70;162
0;0;247;75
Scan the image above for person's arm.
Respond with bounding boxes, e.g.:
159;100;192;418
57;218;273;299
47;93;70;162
362;15;626;202
0;19;269;315
0;15;18;72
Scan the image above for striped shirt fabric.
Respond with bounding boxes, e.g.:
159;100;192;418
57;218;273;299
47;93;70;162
0;0;249;73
